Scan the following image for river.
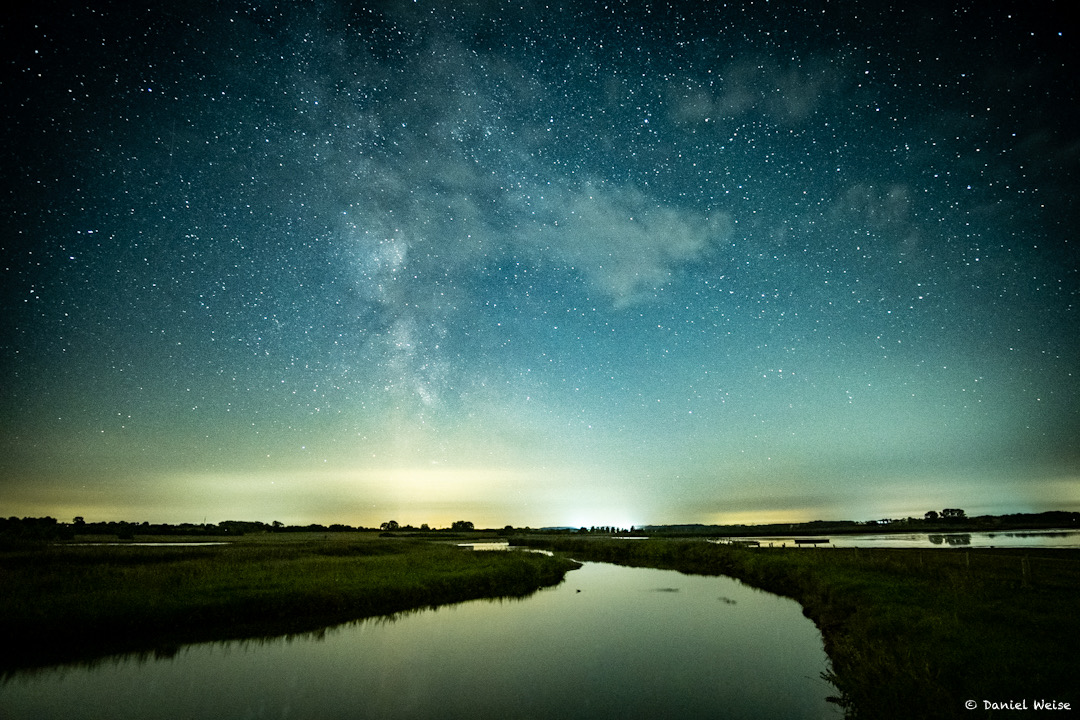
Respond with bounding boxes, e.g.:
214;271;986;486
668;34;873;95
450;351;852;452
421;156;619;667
0;561;838;719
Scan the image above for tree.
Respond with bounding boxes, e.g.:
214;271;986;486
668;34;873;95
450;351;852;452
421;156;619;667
450;520;474;531
380;520;400;531
924;510;939;521
941;508;966;520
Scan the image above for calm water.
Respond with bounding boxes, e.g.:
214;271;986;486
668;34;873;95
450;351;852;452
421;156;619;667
0;562;837;719
714;528;1080;549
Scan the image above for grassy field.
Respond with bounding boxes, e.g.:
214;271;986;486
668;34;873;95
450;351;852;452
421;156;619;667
0;533;579;674
5;532;1076;718
515;536;1080;720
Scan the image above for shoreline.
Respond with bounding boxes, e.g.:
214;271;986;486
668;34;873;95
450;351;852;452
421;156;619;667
0;537;579;676
516;536;1080;719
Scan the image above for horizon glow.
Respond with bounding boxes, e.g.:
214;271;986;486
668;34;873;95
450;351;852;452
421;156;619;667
1;1;1077;529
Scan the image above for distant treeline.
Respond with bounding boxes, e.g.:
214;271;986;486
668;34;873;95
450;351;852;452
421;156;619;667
2;510;1077;545
0;517;523;545
0;517;376;544
640;510;1080;537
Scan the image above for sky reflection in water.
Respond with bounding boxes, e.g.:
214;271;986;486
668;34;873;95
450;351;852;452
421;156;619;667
0;563;836;719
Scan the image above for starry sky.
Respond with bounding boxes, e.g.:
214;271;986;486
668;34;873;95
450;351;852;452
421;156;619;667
2;0;1077;528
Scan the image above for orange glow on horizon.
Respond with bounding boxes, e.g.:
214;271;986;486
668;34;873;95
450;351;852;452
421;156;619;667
703;509;821;527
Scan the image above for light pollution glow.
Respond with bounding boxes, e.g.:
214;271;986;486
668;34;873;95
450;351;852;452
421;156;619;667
1;1;1078;528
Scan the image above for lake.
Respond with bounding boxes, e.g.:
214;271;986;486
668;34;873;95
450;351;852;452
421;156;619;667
712;528;1080;549
0;562;837;719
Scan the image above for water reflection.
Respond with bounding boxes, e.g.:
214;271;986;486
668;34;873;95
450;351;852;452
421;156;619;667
66;542;230;547
456;541;555;556
928;534;971;546
455;541;511;551
0;563;836;719
713;528;1080;549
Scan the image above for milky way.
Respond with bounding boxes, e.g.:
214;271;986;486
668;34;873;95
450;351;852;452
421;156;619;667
2;0;1077;527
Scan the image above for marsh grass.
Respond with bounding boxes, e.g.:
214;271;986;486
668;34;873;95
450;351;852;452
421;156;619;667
515;536;1080;719
0;535;578;674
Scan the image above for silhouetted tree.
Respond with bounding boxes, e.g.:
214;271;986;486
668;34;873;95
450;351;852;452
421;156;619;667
941;508;966;520
925;510;939;521
0;516;72;543
380;520;399;531
450;520;474;531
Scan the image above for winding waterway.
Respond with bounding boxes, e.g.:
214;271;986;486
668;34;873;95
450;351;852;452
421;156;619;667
0;562;838;719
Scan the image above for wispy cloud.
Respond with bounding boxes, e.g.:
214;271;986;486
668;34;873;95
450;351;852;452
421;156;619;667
522;181;733;307
671;58;844;126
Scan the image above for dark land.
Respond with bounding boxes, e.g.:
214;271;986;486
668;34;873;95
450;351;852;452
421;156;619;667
0;533;579;675
638;509;1080;538
4;509;1076;545
2;511;1078;719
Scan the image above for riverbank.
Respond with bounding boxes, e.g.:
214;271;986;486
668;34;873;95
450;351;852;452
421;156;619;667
515;536;1080;719
0;534;579;674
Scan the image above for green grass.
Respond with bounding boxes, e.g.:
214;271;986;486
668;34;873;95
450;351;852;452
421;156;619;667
514;536;1080;719
7;533;1075;717
0;534;579;674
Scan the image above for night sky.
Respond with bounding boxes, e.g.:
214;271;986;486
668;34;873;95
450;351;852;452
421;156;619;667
2;0;1077;528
